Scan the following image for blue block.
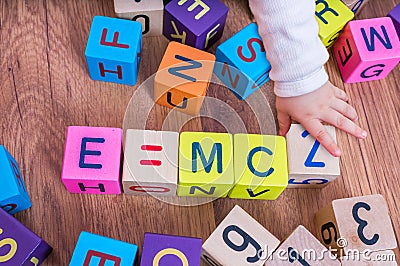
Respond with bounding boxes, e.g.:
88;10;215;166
0;145;31;214
85;16;142;85
69;232;138;266
214;23;271;100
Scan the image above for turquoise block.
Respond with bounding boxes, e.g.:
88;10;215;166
0;145;31;214
214;23;271;100
85;16;142;85
69;232;138;266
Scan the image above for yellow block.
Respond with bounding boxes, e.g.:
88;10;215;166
315;0;354;48
177;132;234;197
228;134;288;200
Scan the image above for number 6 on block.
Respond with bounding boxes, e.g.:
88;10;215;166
201;205;280;265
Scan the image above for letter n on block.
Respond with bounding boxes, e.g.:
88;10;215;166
333;17;400;83
228;134;288;200
61;126;122;194
154;41;215;116
85;16;142;85
122;129;179;196
177;132;234;198
69;232;138;265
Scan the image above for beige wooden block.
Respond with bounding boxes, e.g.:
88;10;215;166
113;0;163;36
122;129;178;196
267;225;340;265
286;124;340;188
341;249;397;265
314;194;397;256
341;0;369;16
202;205;280;266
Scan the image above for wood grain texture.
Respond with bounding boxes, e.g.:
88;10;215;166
0;0;398;265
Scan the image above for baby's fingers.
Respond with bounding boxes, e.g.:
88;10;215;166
331;99;358;122
302;119;341;157
277;111;291;136
323;111;367;139
333;87;349;102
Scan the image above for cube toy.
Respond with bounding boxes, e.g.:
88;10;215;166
61;126;123;194
163;0;228;50
0;208;52;265
314;194;397;257
341;0;369;15
267;226;340;265
85;16;142;85
315;0;354;48
388;3;400;39
341;250;397;265
140;233;202;266
214;23;271;100
69;232;138;265
154;42;215;116
114;0;163;37
177;132;234;198
334;17;400;83
286;124;340;188
202;205;280;265
228;134;288;200
122;129;179;197
0;145;31;214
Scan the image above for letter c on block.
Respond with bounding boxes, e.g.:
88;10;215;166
153;248;189;266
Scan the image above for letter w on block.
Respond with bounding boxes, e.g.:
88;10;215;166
84;250;121;266
192;142;222;173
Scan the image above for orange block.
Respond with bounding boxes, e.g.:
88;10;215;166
154;41;215;116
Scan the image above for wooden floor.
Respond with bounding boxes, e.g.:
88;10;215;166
1;0;399;265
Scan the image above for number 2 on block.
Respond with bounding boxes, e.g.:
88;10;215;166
301;130;325;168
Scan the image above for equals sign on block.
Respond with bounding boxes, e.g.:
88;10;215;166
140;145;163;166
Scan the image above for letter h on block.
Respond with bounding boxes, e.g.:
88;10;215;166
122;129;179;196
61;126;122;194
85;16;142;85
0;145;31;214
154;41;215;116
334;17;400;83
69;231;138;266
214;23;271;100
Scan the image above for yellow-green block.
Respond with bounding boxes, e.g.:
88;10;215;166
177;132;234;198
315;0;354;48
229;134;288;200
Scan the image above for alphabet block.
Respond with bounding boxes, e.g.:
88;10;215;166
202;205;280;265
163;0;228;50
154;41;215;116
122;129;179;196
341;250;397;265
85;16;142;85
140;233;202;266
388;3;400;39
0;208;52;265
315;0;354;48
61;126;122;194
341;0;369;16
334;17;400;83
314;194;397;257
228;134;288;200
214;23;271;100
267;225;340;265
0;145;31;214
286;124;340;188
177;132;234;197
114;0;163;36
69;231;138;265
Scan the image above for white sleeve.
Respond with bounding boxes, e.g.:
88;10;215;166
249;0;330;97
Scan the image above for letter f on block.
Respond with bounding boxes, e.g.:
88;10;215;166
192;142;223;173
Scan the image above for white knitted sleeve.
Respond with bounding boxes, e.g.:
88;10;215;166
249;0;330;97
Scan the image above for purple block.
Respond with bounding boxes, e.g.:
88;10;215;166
163;0;228;50
388;3;400;39
140;233;202;266
0;208;52;265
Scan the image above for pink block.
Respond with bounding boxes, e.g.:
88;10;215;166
334;17;400;83
61;126;122;194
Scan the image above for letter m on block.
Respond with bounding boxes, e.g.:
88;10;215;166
168;55;202;82
192;142;222;173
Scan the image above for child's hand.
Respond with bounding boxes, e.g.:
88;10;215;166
276;81;367;157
